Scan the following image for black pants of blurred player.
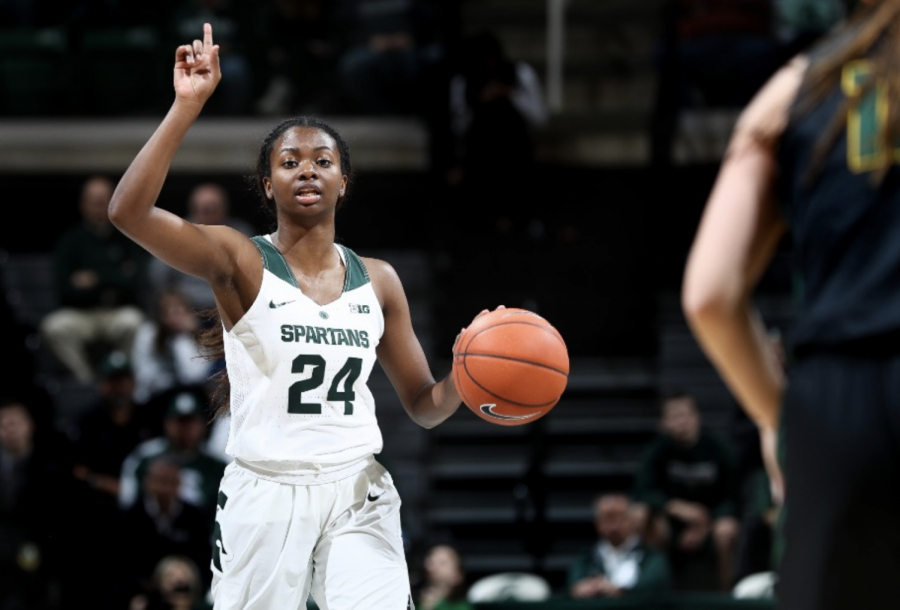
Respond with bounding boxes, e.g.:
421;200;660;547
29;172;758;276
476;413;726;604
777;352;900;610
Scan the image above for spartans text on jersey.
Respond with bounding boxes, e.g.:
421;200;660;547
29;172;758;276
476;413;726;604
281;324;371;348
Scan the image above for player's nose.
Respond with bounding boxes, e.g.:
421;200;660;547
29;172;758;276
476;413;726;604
296;160;318;179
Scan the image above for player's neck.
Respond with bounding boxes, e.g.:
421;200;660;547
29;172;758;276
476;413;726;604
271;227;341;275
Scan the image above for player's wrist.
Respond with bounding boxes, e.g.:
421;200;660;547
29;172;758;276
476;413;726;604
171;97;205;120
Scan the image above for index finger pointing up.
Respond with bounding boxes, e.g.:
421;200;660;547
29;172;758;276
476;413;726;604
204;22;214;50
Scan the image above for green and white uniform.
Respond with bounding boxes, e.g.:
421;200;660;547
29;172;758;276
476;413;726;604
211;236;412;610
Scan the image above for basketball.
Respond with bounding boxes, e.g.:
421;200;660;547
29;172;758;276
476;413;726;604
452;308;569;426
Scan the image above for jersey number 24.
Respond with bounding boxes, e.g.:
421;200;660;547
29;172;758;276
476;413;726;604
289;355;362;415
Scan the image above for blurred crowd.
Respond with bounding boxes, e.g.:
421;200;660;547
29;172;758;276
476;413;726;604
405;390;783;606
0;174;237;609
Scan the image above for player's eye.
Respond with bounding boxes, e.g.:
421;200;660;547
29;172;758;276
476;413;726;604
282;159;297;168
317;159;332;167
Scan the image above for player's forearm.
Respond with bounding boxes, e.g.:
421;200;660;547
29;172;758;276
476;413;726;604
685;300;784;430
109;100;202;229
408;375;462;429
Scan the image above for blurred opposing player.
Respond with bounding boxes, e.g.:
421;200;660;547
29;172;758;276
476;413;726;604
682;1;900;609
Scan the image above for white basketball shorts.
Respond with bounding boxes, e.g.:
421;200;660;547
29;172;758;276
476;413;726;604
210;457;413;609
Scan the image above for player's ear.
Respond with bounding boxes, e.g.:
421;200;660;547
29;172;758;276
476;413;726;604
263;177;274;200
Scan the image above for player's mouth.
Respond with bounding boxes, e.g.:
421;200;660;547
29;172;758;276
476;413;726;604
295;187;321;204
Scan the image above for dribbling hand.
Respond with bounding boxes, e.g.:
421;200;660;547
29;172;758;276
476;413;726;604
174;23;221;106
452;305;506;354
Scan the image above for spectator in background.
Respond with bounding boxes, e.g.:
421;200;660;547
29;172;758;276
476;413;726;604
120;390;227;520
254;0;341;116
567;493;671;599
65;350;157;605
67;351;157;487
413;543;473;610
147;183;255;313
130;554;212;610
335;0;447;116
117;455;215;605
131;289;213;406
0;397;73;610
40;175;147;384
445;30;547;241
632;391;741;592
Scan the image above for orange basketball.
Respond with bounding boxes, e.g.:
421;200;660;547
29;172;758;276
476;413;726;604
452;308;569;426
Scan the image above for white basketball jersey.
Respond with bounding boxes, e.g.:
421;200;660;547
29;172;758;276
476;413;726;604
223;236;385;480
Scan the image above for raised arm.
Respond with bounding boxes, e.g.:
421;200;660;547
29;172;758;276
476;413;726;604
108;24;256;323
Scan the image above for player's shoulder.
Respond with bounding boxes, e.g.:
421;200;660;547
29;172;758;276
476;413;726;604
359;256;402;290
356;255;404;308
733;54;809;144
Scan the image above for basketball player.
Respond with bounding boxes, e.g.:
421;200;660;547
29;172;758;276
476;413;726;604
682;1;900;609
108;24;485;609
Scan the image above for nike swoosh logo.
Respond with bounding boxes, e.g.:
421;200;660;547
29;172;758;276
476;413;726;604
479;404;539;421
367;492;384;502
269;299;295;309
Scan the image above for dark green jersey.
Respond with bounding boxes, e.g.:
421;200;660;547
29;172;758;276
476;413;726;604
778;54;900;357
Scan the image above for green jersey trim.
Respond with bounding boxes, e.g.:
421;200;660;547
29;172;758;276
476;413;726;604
338;244;371;291
251;236;370;292
252;236;299;288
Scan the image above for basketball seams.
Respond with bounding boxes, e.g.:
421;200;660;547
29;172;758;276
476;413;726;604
461;356;560;409
460;352;569;377
464;321;568;374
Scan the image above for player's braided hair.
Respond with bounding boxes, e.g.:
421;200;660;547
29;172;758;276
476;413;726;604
199;117;354;419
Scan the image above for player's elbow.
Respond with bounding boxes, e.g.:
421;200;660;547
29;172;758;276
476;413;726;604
407;408;441;429
681;274;741;330
107;193;131;230
416;417;440;430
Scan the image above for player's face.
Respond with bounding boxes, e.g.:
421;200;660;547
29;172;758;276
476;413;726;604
264;127;346;218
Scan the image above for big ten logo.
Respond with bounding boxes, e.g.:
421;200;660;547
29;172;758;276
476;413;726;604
349;303;370;314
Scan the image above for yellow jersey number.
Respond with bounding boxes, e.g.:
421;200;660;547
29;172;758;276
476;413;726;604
843;59;900;173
